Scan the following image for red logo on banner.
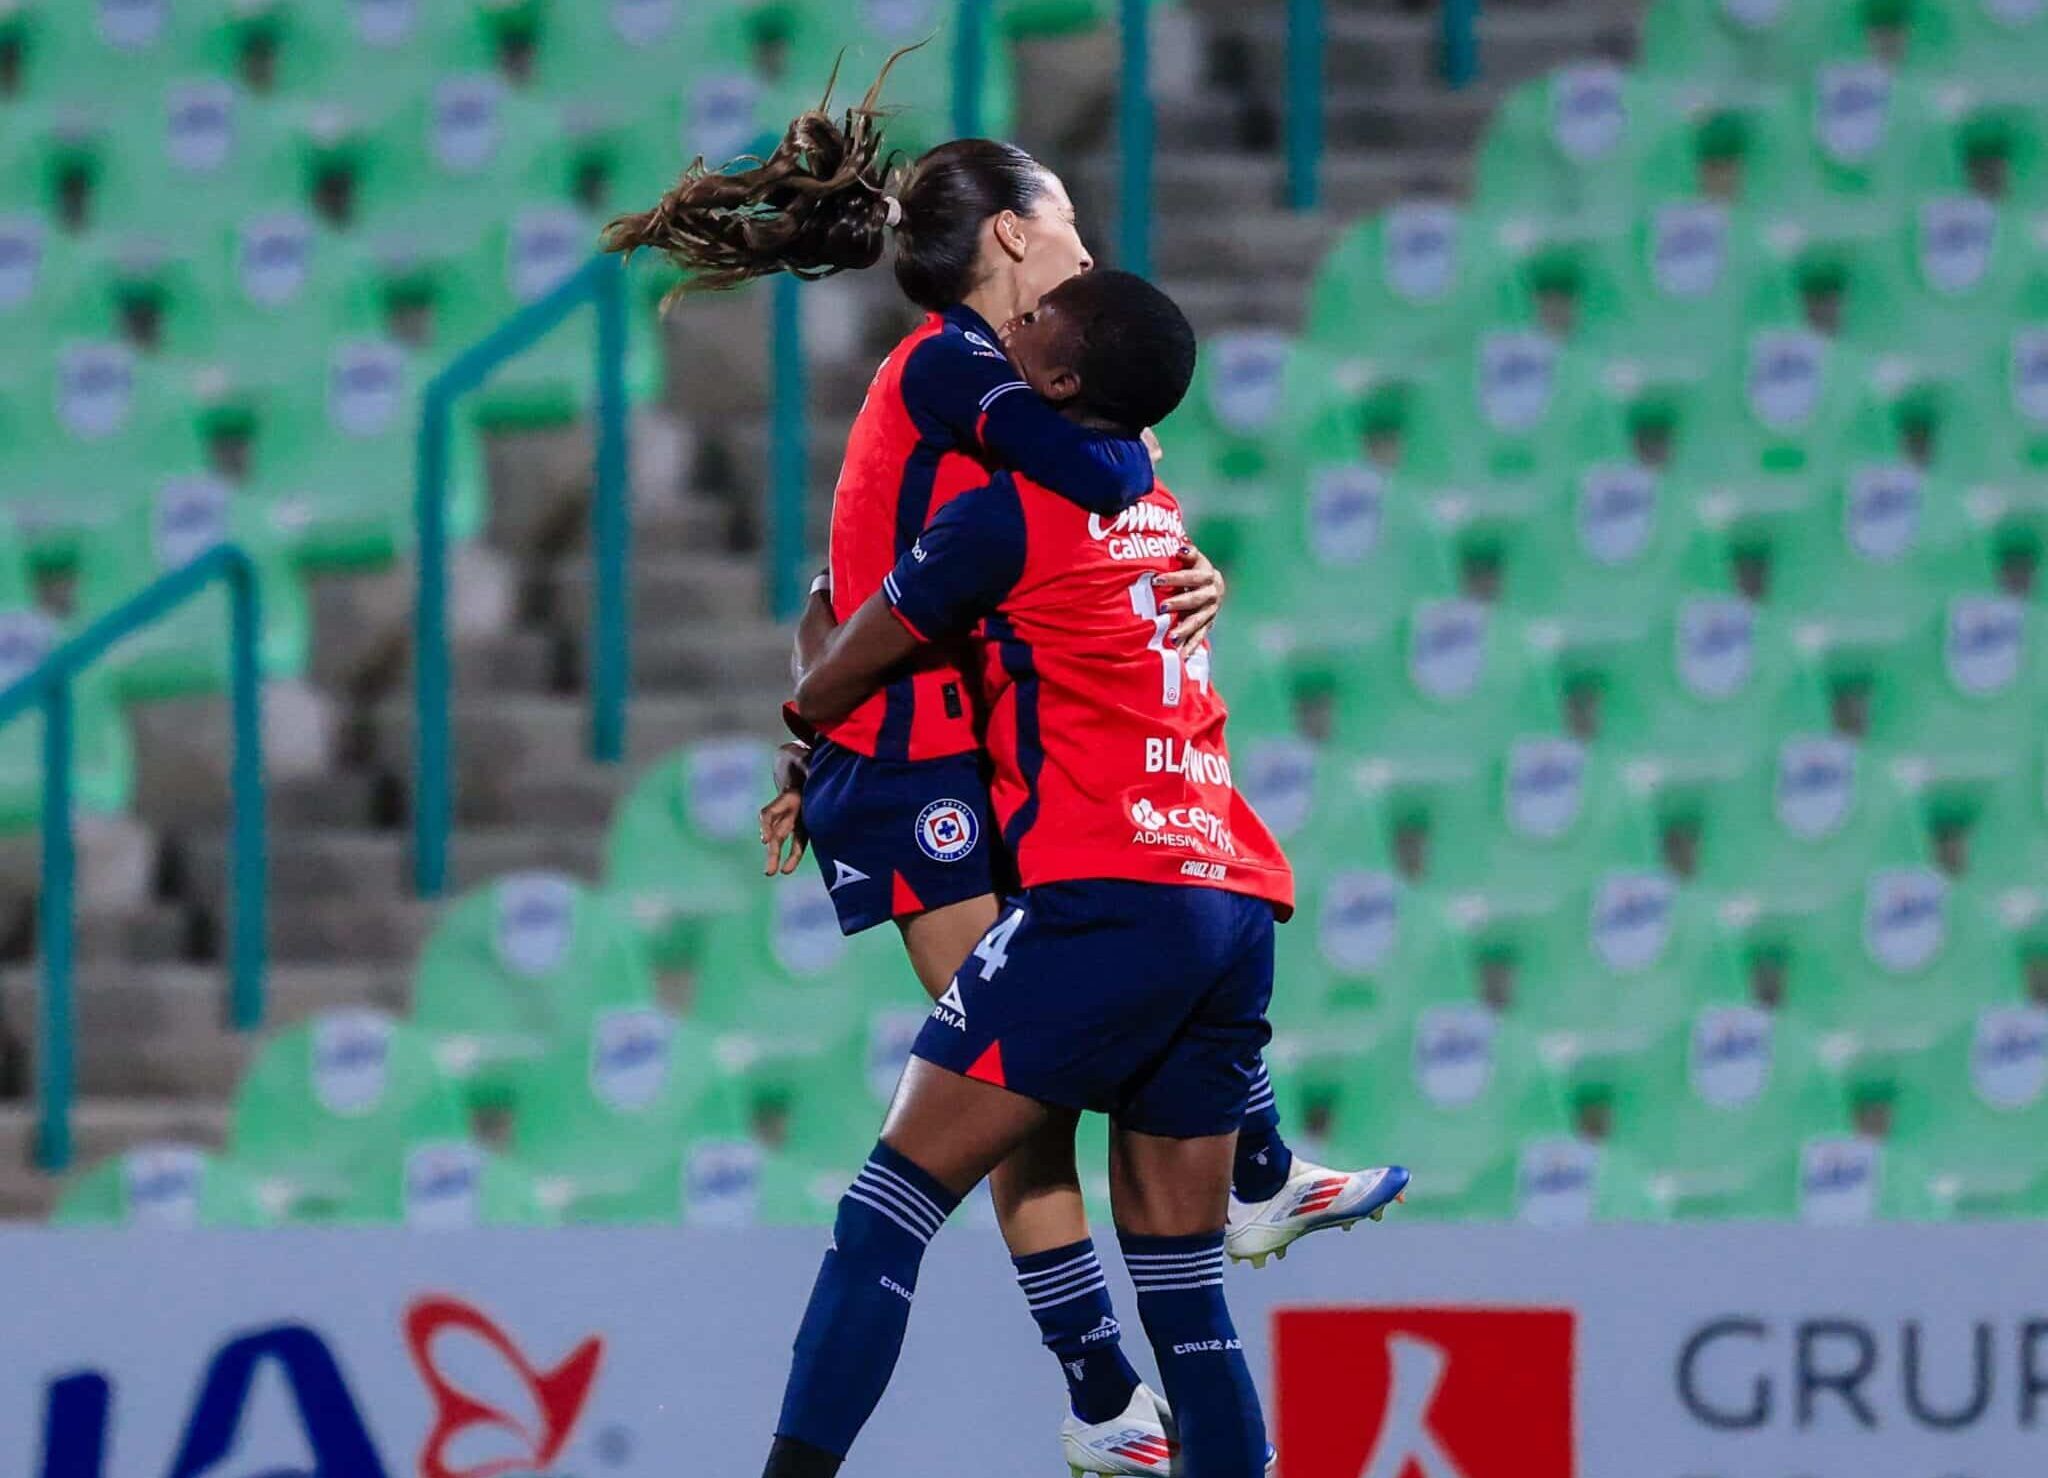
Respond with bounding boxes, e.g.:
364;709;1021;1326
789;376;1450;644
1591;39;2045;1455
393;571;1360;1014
1276;1307;1575;1478
404;1295;605;1478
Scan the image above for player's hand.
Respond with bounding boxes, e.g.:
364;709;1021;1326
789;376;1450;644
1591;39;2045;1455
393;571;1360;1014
772;739;813;797
759;789;809;876
1155;544;1225;649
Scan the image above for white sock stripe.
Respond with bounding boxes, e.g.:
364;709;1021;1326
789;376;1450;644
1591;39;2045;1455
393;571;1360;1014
862;1163;947;1227
1122;1248;1226;1264
1018;1263;1103;1297
1245;1085;1276;1106
979;380;1029;412
1025;1275;1110;1310
1248;1063;1272;1089
1016;1250;1101;1285
1127;1257;1225;1274
1130;1275;1226;1292
852;1170;943;1237
1019;1266;1109;1304
843;1187;936;1244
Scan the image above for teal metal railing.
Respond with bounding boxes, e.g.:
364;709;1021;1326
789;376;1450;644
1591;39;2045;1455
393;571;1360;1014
413;252;631;897
952;0;991;138
1444;0;1481;88
0;543;267;1170
1287;0;1324;210
770;274;810;621
1120;0;1154;277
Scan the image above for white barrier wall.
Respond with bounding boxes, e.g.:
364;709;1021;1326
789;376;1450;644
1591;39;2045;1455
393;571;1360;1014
7;1224;2045;1477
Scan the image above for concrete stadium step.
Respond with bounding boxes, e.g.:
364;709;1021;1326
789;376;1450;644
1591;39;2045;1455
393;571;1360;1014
1324;86;1509;152
0;1100;233;1218
1150;212;1339;281
615;622;796;693
366;692;773;781
550;552;766;626
177;825;609;906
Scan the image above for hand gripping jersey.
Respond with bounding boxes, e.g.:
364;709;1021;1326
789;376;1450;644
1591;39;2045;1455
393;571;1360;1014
882;473;1295;918
823;304;1153;762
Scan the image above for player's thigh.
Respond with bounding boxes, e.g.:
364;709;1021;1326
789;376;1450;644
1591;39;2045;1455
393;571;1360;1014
881;1056;1058;1199
898;892;1002;1000
1109;1126;1237;1238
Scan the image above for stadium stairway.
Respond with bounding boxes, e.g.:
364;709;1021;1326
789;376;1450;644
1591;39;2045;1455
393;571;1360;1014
0;0;1642;1217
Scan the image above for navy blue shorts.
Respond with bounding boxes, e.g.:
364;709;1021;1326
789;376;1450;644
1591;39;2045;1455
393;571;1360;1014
802;743;1002;935
912;880;1276;1139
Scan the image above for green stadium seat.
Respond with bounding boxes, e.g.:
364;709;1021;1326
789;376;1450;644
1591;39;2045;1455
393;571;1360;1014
1473;67;1675;240
1329;1007;1570;1221
48;240;227;369
510;1006;746;1223
6;0;212;108
534;0;745;123
1958;744;2048;892
1837;196;2030;379
243;337;484;570
1742;68;1935;239
753;1150;853;1227
72;472;309;699
775;1004;929;1168
411;871;658;1109
0;213;90;386
0;602;133;832
52;1143;275;1227
1301;201;1497;383
1271;857;1462;1059
92;80;300;251
1865;595;2042;812
1883;1004;2048;1217
1640;0;1833;89
604;736;777;969
249;0;500;110
207;211;387;393
230;1007;468;1221
1914;1;2048;93
1596;1007;1849;1220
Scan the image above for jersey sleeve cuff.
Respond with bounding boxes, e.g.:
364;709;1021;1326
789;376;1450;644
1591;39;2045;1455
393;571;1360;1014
881;570;936;642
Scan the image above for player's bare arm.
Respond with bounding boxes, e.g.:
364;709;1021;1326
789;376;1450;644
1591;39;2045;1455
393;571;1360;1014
790;591;925;732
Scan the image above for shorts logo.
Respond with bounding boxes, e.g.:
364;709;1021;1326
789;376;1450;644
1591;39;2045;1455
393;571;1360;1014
829;859;871;892
915;799;980;863
933;981;968;1030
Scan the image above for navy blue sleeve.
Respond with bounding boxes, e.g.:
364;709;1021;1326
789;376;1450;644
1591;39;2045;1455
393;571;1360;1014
900;334;1154;516
883;478;1028;641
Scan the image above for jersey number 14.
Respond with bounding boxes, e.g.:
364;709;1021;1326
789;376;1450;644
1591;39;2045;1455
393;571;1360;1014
1129;575;1212;707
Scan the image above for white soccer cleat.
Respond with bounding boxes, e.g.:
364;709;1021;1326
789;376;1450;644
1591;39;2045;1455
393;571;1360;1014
1226;1160;1409;1268
1063;1384;1177;1476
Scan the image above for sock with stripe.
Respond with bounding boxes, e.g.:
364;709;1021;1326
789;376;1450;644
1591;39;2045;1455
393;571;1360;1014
772;1143;962;1463
1232;1061;1295;1203
1118;1229;1268;1478
1011;1239;1144;1423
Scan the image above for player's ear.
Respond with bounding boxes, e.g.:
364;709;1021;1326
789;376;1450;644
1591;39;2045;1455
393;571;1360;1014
1040;363;1083;405
990;209;1028;264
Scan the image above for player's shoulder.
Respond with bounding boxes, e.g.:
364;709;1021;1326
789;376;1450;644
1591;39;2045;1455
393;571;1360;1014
906;313;1009;372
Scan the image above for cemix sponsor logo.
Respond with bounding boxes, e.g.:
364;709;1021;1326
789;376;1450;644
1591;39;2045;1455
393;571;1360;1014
1130;797;1237;857
1675;1316;2048;1436
1088;503;1188;563
37;1295;605;1478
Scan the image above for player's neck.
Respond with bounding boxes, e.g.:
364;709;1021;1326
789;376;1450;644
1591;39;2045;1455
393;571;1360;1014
960;283;1017;338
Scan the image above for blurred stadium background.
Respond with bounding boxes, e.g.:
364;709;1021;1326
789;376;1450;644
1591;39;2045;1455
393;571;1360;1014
5;0;2048;1471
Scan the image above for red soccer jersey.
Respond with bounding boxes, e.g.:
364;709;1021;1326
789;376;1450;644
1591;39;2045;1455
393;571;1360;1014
882;474;1295;917
821;304;1155;761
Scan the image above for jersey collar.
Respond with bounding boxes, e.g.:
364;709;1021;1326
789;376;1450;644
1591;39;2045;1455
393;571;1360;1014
942;302;1004;352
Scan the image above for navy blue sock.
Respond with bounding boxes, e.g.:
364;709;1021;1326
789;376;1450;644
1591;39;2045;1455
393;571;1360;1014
1119;1229;1268;1478
1232;1061;1294;1203
1012;1239;1143;1423
774;1144;961;1459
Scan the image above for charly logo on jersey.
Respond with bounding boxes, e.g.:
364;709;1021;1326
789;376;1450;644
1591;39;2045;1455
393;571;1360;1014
152;474;232;571
1306;463;1385;567
493;871;578;978
589;1008;671;1113
1318;871;1401;974
0;214;43;308
1590;871;1675;974
1517;1137;1599;1228
510;206;587;303
431;75;504;173
1088;500;1189;562
1862;867;1948;975
1505;738;1586;840
1721;0;1791;26
353;0;418;46
1238;737;1316;840
1413;1007;1497;1108
165;80;235;173
1774;734;1857;840
914;798;980;863
312;1010;395;1117
690;72;763;166
1477;331;1558;433
684;736;770;842
99;0;166;49
1577;463;1658;565
685;1138;763;1225
1206;331;1292;436
962;330;1001;356
123;1144;206;1228
1650;202;1729;298
1945;595;2025;696
1689;1006;1774;1109
1971;1006;2048;1109
329;340;406;439
1383;201;1460;303
2010;327;2048;425
772;873;845;975
1677;596;1756;701
1814;62;1892;164
867;1008;926;1101
610;0;678;46
237;211;313;307
1747;329;1824;429
57;340;136;440
404;1141;484;1229
1800;1137;1880;1225
1409;599;1487;701
1549;64;1626;161
1844;462;1923;563
1920;196;1997;296
0;609;57;689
